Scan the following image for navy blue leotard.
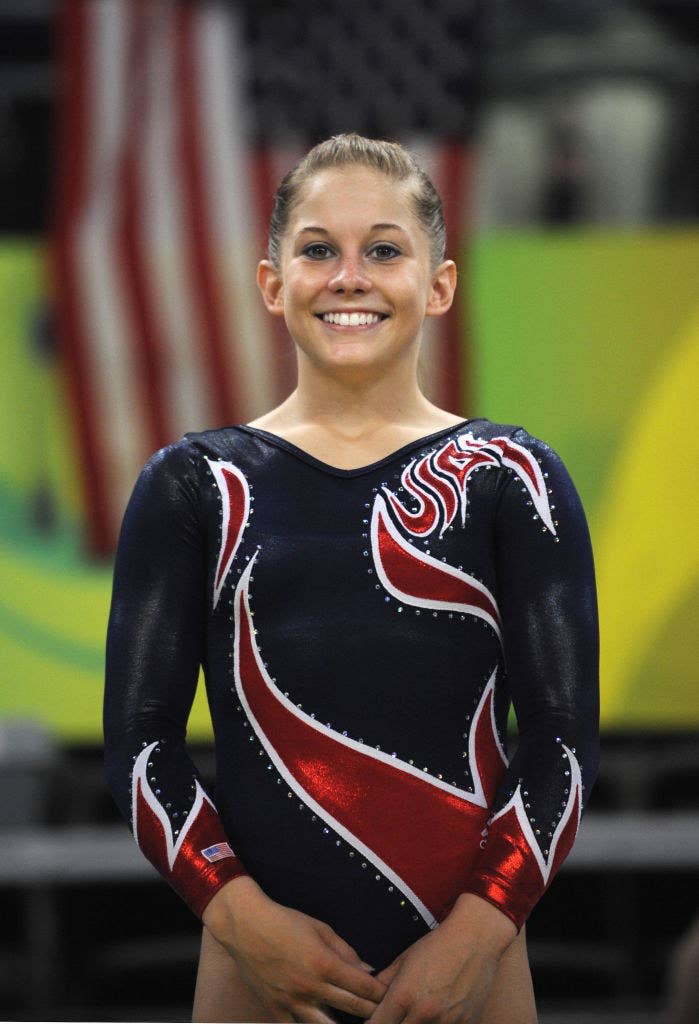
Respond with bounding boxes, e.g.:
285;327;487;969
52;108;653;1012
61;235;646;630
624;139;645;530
104;418;599;970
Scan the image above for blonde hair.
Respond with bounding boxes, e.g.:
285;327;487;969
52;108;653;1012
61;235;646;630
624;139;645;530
268;133;446;269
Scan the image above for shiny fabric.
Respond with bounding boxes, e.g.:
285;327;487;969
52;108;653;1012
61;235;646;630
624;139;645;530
104;417;599;963
132;741;246;917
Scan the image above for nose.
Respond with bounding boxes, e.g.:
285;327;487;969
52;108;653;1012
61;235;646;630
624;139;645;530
327;255;372;294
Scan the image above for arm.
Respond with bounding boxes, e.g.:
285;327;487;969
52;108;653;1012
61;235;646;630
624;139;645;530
104;440;386;1021
104;441;248;918
466;429;600;929
369;431;599;1023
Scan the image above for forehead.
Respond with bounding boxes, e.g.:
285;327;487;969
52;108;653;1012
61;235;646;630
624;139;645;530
288;166;421;235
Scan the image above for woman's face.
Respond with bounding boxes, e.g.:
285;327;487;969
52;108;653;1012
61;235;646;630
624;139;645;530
257;166;456;379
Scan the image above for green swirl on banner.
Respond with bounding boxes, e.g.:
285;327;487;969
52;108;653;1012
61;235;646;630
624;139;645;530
0;598;104;673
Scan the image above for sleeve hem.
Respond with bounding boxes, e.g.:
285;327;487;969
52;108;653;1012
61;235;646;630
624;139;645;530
460;878;529;933
190;863;251;920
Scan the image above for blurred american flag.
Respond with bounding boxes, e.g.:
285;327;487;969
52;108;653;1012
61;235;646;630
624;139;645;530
53;0;471;556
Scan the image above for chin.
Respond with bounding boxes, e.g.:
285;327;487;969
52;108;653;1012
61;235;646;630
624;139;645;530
308;341;381;367
325;341;391;363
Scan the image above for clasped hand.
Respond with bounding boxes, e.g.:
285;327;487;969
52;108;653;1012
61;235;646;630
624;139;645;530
204;880;515;1024
203;876;386;1022
366;895;515;1024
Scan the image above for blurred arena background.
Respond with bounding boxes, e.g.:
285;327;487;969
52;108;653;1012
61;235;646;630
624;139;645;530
0;0;697;1020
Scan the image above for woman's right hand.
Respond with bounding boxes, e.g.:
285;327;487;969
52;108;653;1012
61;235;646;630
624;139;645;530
202;875;387;1023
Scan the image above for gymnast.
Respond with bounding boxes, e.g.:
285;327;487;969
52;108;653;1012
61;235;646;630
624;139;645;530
105;133;599;1023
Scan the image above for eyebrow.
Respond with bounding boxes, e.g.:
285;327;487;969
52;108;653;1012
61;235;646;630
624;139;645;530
295;223;408;237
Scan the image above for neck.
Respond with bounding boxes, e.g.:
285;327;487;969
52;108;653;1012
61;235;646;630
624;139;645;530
284;351;440;436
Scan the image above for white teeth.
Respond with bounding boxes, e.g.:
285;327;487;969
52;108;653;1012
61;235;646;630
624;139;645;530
322;312;381;326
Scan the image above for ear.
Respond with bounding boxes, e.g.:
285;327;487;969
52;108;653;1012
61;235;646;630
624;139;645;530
257;260;285;317
425;260;457;318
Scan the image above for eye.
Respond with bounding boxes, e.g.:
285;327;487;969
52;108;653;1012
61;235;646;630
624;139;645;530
369;243;401;260
301;242;334;260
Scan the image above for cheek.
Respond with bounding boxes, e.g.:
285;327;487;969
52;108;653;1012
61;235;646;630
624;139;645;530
392;279;430;314
284;267;324;301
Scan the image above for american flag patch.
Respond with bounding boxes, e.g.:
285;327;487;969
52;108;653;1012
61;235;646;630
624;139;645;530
201;842;235;863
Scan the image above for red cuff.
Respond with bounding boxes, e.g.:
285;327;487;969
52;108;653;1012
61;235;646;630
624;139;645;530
189;859;249;919
461;875;530;932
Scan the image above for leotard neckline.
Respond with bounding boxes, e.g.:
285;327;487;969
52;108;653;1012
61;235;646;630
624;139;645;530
232;418;480;478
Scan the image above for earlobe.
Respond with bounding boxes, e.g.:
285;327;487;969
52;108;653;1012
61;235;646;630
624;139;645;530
256;260;285;317
426;260;457;317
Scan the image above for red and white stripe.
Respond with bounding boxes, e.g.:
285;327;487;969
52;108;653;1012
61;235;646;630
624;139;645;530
371;493;502;638
488;745;582;888
384;462;442;536
383;439;499;537
461;433;557;534
207;458;250;609
133;740;218;873
132;739;247;916
233;554;507;926
54;1;473;556
54;0;275;555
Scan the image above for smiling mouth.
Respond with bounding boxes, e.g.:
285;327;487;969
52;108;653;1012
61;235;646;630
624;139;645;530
316;311;388;327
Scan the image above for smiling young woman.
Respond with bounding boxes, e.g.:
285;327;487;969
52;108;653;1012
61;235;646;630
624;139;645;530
104;134;599;1023
252;154;461;467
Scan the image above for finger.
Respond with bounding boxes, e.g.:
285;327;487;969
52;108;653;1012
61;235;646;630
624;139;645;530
294;1003;338;1024
366;990;408;1024
329;958;388;1002
320;924;371;967
320;982;383;1020
375;956;403;986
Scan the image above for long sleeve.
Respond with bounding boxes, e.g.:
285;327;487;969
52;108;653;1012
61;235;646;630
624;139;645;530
104;440;248;918
464;429;600;930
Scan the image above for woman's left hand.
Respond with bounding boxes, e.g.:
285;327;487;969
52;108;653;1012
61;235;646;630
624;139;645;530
366;894;517;1024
